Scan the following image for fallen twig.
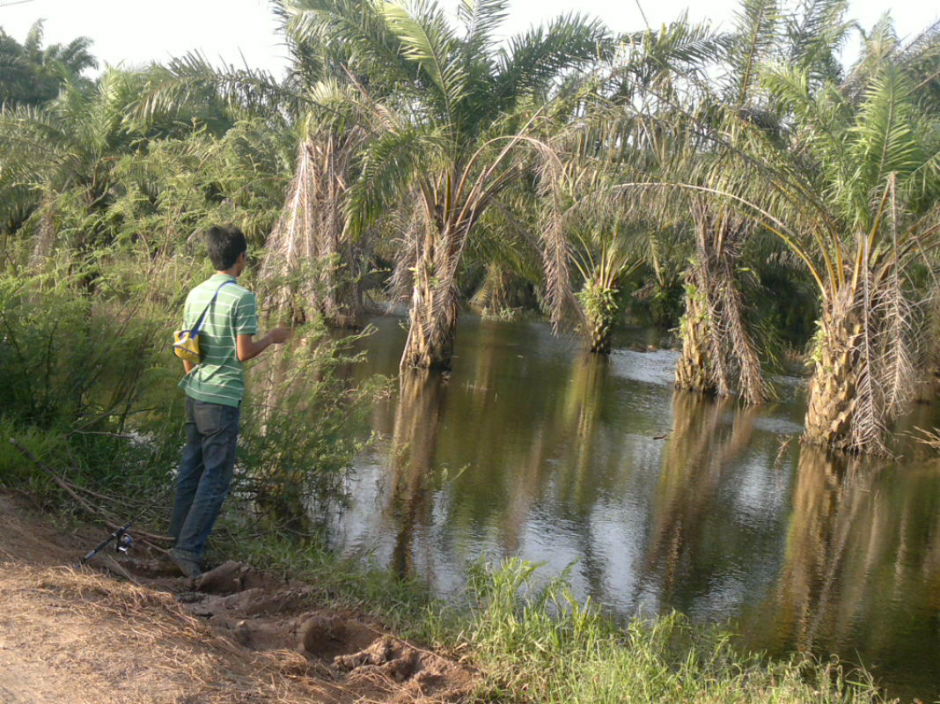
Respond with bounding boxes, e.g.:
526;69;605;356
8;437;174;547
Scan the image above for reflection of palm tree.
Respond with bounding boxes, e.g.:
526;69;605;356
642;391;757;597
772;446;882;652
501;426;549;555
388;371;447;576
499;350;610;555
563;353;610;476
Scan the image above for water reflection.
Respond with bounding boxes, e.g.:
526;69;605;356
323;315;940;700
641;392;758;607
741;446;940;700
389;371;448;576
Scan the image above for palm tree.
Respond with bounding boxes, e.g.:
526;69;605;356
678;20;940;453
0;20;97;107
285;0;609;369
538;18;725;354
653;0;852;404
260;84;370;327
133;42;374;326
761;59;940;453
672;0;850;405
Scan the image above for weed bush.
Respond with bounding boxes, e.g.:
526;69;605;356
0;275;172;431
235;321;386;530
459;559;890;704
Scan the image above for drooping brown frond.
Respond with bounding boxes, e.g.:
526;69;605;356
262;124;367;327
674;197;769;404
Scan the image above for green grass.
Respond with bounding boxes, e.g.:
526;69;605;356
213;520;893;704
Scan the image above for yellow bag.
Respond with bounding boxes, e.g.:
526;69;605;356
173;329;202;363
173;280;234;364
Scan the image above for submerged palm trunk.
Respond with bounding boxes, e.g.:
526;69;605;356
588;312;614;354
803;270;915;454
580;278;618;355
804;292;865;451
674;203;767;404
399;229;461;370
675;280;714;393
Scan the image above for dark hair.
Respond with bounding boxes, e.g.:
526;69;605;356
206;225;247;270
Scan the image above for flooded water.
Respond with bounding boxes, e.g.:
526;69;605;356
326;315;940;701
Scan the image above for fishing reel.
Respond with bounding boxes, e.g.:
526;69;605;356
116;530;134;554
80;523;135;565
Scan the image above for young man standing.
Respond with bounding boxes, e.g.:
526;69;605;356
169;225;289;578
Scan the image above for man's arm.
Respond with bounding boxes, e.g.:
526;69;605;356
237;327;290;362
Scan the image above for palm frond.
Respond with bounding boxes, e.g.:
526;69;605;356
380;0;466;113
458;0;509;56
783;0;852;83
132;52;301;128
848;66;921;199
493;13;607;112
347;124;443;234
728;0;782;104
286;0;420;89
616;17;729;98
23;20;44;57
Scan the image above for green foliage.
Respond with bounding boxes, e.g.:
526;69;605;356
577;279;618;327
460;559;889;704
0;21;97;107
0;275;171;431
235;321;387;529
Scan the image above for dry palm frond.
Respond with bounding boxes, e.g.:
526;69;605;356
910;426;940;451
262;122;367;327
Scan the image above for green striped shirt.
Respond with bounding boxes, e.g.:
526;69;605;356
178;274;259;407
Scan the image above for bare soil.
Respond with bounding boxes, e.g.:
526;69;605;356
0;493;475;704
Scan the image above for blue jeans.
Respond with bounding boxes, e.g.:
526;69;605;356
169;397;240;564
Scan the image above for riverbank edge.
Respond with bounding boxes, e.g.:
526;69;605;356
0;430;901;704
210;509;896;704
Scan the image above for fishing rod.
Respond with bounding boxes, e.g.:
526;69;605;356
77;474;178;568
80;520;135;564
8;437;175;567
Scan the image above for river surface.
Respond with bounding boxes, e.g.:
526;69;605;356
325;314;940;701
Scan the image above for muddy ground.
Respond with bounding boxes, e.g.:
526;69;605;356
0;493;475;704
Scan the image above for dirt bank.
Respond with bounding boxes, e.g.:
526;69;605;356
0;493;474;704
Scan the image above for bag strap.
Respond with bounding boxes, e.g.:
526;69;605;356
189;279;236;335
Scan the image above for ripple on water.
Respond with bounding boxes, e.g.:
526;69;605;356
608;348;679;386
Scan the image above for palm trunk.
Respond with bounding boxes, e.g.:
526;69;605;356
579;276;619;355
400;242;459;370
263;135;366;328
675;279;716;394
673;205;767;404
588;313;613;354
804;288;868;452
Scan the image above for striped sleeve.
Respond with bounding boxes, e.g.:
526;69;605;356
235;291;259;336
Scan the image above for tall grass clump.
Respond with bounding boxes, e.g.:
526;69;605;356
460;559;891;704
0;273;182;502
232;320;386;531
